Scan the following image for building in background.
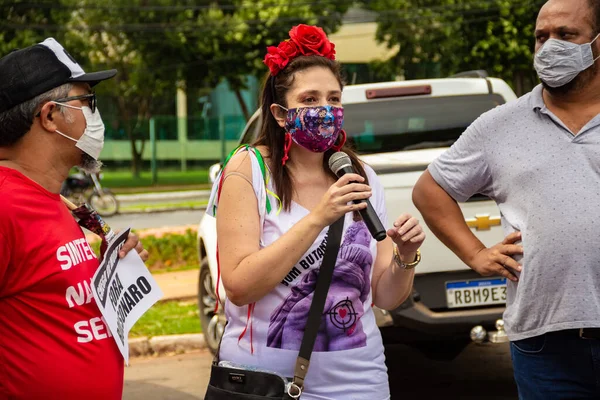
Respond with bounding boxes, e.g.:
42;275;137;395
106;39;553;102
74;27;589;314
331;8;400;84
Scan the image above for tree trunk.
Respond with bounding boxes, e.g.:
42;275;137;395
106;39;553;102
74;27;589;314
132;98;150;178
118;95;144;178
130;121;146;179
234;88;251;121
130;141;142;178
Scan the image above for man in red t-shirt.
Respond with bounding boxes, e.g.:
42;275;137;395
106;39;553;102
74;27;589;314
0;38;149;399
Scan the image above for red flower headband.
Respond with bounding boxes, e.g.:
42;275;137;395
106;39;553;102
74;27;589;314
263;24;336;76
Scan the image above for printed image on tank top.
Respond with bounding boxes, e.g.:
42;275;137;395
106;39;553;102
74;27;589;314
267;221;372;351
327;298;358;333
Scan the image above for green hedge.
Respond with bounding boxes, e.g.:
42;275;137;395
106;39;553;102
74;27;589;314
90;229;199;273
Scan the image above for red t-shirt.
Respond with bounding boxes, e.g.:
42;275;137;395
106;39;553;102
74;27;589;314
0;167;123;400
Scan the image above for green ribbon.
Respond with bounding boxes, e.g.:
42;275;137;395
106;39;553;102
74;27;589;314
215;144;281;216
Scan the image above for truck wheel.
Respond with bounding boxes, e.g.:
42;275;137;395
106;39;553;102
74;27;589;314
198;258;224;355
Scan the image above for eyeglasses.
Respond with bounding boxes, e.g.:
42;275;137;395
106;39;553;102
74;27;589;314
35;92;97;117
54;92;97;113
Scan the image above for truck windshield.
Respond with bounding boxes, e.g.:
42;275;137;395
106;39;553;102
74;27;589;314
343;94;505;155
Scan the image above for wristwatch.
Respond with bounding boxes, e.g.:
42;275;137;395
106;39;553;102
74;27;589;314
393;245;421;270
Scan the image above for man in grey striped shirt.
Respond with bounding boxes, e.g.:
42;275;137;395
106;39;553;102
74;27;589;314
413;0;600;398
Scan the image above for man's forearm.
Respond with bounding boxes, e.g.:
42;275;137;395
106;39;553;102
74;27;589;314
412;171;485;267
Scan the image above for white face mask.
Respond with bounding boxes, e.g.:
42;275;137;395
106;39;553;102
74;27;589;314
534;33;600;88
54;104;105;160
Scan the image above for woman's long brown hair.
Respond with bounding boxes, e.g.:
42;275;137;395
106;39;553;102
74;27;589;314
253;55;368;212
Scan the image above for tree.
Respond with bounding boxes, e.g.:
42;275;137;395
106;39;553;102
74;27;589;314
188;0;354;121
64;0;353;174
0;0;71;55
2;0;354;176
63;0;216;177
465;0;543;94
0;0;176;177
363;0;545;95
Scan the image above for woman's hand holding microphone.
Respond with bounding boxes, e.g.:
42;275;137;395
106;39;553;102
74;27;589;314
310;173;372;227
309;173;425;266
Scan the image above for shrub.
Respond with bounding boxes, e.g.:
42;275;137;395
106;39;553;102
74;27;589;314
90;229;199;273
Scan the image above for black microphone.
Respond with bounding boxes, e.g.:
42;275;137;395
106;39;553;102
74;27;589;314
328;151;387;242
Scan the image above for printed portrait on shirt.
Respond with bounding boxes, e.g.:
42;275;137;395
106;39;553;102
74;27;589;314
267;221;372;351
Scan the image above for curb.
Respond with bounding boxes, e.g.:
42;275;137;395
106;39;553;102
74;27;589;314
130;333;206;358
159;295;198;303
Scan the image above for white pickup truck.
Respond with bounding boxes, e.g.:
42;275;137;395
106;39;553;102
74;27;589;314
197;71;518;359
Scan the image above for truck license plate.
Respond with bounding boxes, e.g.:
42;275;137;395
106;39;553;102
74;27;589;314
445;278;507;309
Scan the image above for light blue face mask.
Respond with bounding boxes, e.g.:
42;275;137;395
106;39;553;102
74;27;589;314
534;33;600;88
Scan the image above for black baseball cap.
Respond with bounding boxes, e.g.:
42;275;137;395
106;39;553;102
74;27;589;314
0;37;117;113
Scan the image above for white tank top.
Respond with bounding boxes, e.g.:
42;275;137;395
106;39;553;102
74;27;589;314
207;147;391;400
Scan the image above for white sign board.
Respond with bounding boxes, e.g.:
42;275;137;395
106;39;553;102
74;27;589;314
91;228;163;364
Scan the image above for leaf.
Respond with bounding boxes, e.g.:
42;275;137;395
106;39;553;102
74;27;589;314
362;0;541;94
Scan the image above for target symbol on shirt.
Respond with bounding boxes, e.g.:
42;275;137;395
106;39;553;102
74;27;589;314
327;297;358;331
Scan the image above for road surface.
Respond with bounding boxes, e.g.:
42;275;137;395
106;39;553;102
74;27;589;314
105;209;206;231
124;342;517;399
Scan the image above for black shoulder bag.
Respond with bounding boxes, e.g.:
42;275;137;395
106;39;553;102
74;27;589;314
204;217;345;399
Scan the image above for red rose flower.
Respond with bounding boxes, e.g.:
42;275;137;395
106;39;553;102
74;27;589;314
263;45;288;76
264;24;336;75
321;41;336;60
289;24;335;59
278;39;299;60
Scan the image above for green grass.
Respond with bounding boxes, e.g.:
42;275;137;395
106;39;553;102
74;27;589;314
130;300;201;338
102;170;210;189
151;264;199;275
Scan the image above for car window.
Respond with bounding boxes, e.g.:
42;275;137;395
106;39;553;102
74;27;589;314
345;94;505;154
237;93;505;154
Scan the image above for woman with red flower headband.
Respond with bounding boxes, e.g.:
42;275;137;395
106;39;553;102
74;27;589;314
206;24;425;399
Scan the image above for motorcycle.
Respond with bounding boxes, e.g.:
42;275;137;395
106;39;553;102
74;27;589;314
61;169;119;217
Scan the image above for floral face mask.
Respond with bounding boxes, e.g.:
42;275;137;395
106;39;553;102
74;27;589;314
279;105;344;153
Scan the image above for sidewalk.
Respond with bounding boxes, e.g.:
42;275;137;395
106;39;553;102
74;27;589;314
153;269;199;301
130;269;204;358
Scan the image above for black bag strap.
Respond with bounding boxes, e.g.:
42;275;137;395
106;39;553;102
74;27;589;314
292;216;344;391
211;217;346;398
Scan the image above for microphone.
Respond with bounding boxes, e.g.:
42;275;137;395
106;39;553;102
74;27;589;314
328;151;387;242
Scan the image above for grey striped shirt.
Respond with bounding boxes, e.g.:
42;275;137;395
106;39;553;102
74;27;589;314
429;85;600;341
